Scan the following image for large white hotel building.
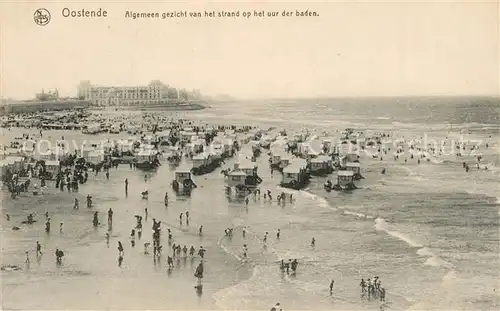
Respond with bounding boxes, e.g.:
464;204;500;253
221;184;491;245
77;80;198;106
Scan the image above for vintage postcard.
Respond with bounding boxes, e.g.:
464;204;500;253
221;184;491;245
0;0;498;310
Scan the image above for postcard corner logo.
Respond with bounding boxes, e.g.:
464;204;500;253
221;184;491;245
34;8;51;26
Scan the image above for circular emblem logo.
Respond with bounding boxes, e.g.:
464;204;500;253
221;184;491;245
34;8;51;26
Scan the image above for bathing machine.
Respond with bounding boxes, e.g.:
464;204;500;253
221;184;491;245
309;155;333;176
280;160;310;190
172;166;197;193
134;150;160;170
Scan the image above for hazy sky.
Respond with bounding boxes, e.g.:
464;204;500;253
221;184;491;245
0;0;498;99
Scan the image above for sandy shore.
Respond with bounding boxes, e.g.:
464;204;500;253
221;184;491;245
1;160;252;310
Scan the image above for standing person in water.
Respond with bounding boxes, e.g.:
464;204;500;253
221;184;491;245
74;198;79;209
185;211;189;224
276;229;280;239
242;244;248;258
107;208;113;227
87;195;92;208
93;212;99;227
194;261;204;287
117;241;124;256
360;278;366;294
164;192;168;206
125;178;128;196
311;237;316;246
329;280;335;294
198;246;206;259
45;218;51;233
199;225;203;236
36;241;42;256
179;213;183;225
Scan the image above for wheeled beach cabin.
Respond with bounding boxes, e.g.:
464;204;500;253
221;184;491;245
239;161;258;177
173;166;197;192
309;155;333;176
336;170;355;188
282;166;300;184
135;150;156;163
224;167;252;197
191;151;222;175
345;162;361;175
225;169;247;187
280;164;308;190
192;153;210;170
175;168;192;185
279;156;291;170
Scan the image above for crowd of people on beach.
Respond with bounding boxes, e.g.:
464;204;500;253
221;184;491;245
4;156;210;290
8;115;494;309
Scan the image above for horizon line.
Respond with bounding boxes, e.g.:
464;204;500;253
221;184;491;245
212;94;500;101
1;94;499;103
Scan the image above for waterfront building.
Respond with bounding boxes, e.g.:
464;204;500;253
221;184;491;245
77;80;202;106
0;89;90;114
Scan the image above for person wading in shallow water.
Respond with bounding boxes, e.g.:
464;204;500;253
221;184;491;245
117;241;124;256
194;261;204;288
93;212;99;227
36;241;42;256
198;246;206;259
108;208;113;227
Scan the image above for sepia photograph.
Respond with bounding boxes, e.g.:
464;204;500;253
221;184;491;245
0;0;498;310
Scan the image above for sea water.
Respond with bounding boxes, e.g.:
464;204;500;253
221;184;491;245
1;97;499;310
